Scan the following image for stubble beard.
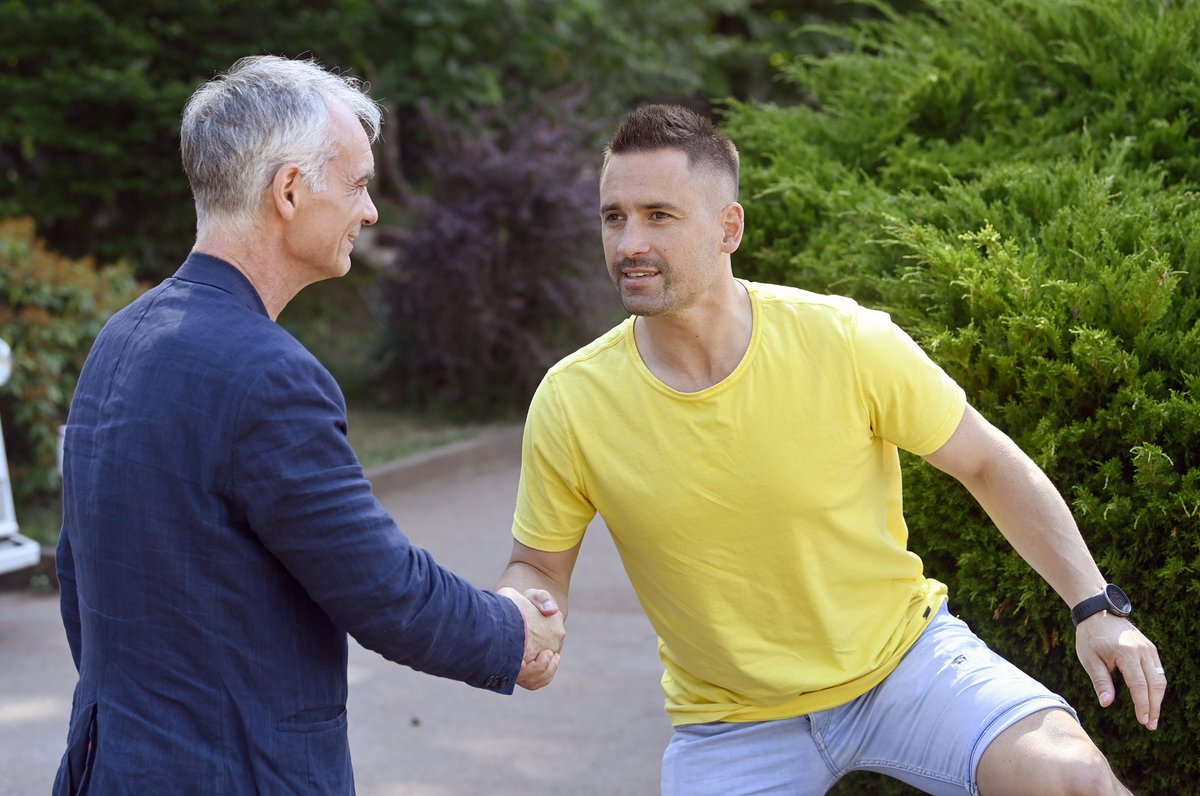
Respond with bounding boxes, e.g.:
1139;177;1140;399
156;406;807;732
613;256;672;316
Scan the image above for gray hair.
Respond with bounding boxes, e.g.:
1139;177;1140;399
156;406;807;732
181;55;382;235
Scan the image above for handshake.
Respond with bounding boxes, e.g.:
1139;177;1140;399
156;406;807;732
497;587;566;691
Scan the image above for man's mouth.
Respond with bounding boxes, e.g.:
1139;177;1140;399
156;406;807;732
618;258;662;282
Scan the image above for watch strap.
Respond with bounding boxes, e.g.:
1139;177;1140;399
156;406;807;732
1070;584;1131;627
1070;593;1111;626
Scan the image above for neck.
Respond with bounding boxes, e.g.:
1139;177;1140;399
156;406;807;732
634;277;752;393
194;230;297;321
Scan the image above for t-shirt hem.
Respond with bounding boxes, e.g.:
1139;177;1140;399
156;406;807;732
665;593;950;727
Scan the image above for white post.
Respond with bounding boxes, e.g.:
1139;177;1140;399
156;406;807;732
0;414;17;537
0;338;44;574
0;339;17;536
57;424;66;479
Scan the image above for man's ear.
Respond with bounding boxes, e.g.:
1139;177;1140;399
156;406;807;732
720;201;745;254
271;164;303;221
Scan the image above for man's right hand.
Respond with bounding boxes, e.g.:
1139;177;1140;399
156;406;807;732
498;587;566;690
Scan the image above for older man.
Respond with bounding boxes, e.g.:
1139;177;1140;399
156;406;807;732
55;55;562;794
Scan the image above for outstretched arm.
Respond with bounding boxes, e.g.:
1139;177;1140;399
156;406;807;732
922;405;1166;730
498;539;582;690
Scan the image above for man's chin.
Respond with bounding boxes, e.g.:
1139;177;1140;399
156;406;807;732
621;295;666;317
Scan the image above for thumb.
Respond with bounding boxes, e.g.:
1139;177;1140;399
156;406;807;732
524;588;559;616
1083;657;1116;707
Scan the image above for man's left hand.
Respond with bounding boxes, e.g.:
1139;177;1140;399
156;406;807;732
1075;614;1166;730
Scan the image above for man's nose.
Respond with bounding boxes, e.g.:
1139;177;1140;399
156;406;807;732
615;223;649;258
362;192;379;226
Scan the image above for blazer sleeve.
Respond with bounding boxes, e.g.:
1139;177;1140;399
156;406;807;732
56;522;82;671
224;352;525;693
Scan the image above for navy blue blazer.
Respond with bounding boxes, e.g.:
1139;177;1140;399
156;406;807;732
55;253;524;794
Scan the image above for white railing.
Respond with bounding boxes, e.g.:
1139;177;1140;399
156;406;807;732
0;338;44;576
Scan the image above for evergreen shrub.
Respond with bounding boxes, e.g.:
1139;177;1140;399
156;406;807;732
722;1;1198;792
0;0;353;278
0;218;144;507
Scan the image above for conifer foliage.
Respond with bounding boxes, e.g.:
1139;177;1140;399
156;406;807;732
725;1;1198;791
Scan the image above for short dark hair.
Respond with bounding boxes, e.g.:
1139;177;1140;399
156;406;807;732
603;104;739;199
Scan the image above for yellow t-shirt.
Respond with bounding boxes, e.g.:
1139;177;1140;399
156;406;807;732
513;281;966;725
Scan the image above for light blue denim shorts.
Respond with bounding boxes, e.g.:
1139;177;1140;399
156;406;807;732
662;603;1076;796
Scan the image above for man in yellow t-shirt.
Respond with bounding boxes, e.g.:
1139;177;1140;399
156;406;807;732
499;104;1164;796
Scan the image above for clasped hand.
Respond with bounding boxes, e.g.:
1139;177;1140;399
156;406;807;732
498;587;565;691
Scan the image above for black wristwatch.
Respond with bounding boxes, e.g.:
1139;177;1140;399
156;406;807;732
1070;584;1132;627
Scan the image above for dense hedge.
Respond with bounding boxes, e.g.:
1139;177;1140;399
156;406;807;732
0;0;348;277
1;1;909;429
723;1;1197;792
0;0;821;281
0;219;144;507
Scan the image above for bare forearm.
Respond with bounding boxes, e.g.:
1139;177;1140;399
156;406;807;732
498;560;571;619
957;446;1105;608
924;406;1106;608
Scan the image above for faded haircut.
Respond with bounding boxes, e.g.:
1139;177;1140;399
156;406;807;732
181;55;382;236
602;104;740;201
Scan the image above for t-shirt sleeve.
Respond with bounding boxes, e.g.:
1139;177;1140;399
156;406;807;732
851;307;966;456
512;375;597;552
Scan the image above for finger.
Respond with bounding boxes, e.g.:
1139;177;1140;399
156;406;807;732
1081;656;1116;707
1118;656;1151;727
524;588;559;616
1145;660;1167;731
540;652;561;684
531;653;560;689
516;652;546;682
517;652;560;691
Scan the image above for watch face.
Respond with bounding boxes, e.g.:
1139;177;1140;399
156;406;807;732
1105;584;1132;615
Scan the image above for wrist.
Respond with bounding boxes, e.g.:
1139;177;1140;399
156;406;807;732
1070;583;1131;627
497;587;530;649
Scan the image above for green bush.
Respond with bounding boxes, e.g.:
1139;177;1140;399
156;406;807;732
0;0;903;422
723;1;1198;792
0;0;355;279
0;218;144;509
0;0;816;280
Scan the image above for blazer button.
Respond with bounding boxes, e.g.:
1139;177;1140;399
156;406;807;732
484;675;509;689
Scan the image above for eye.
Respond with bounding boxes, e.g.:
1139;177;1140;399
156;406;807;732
603;212;624;224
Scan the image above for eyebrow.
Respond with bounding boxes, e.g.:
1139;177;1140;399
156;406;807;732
600;200;681;215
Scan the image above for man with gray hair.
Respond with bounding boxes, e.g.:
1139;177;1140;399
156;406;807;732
54;55;563;794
